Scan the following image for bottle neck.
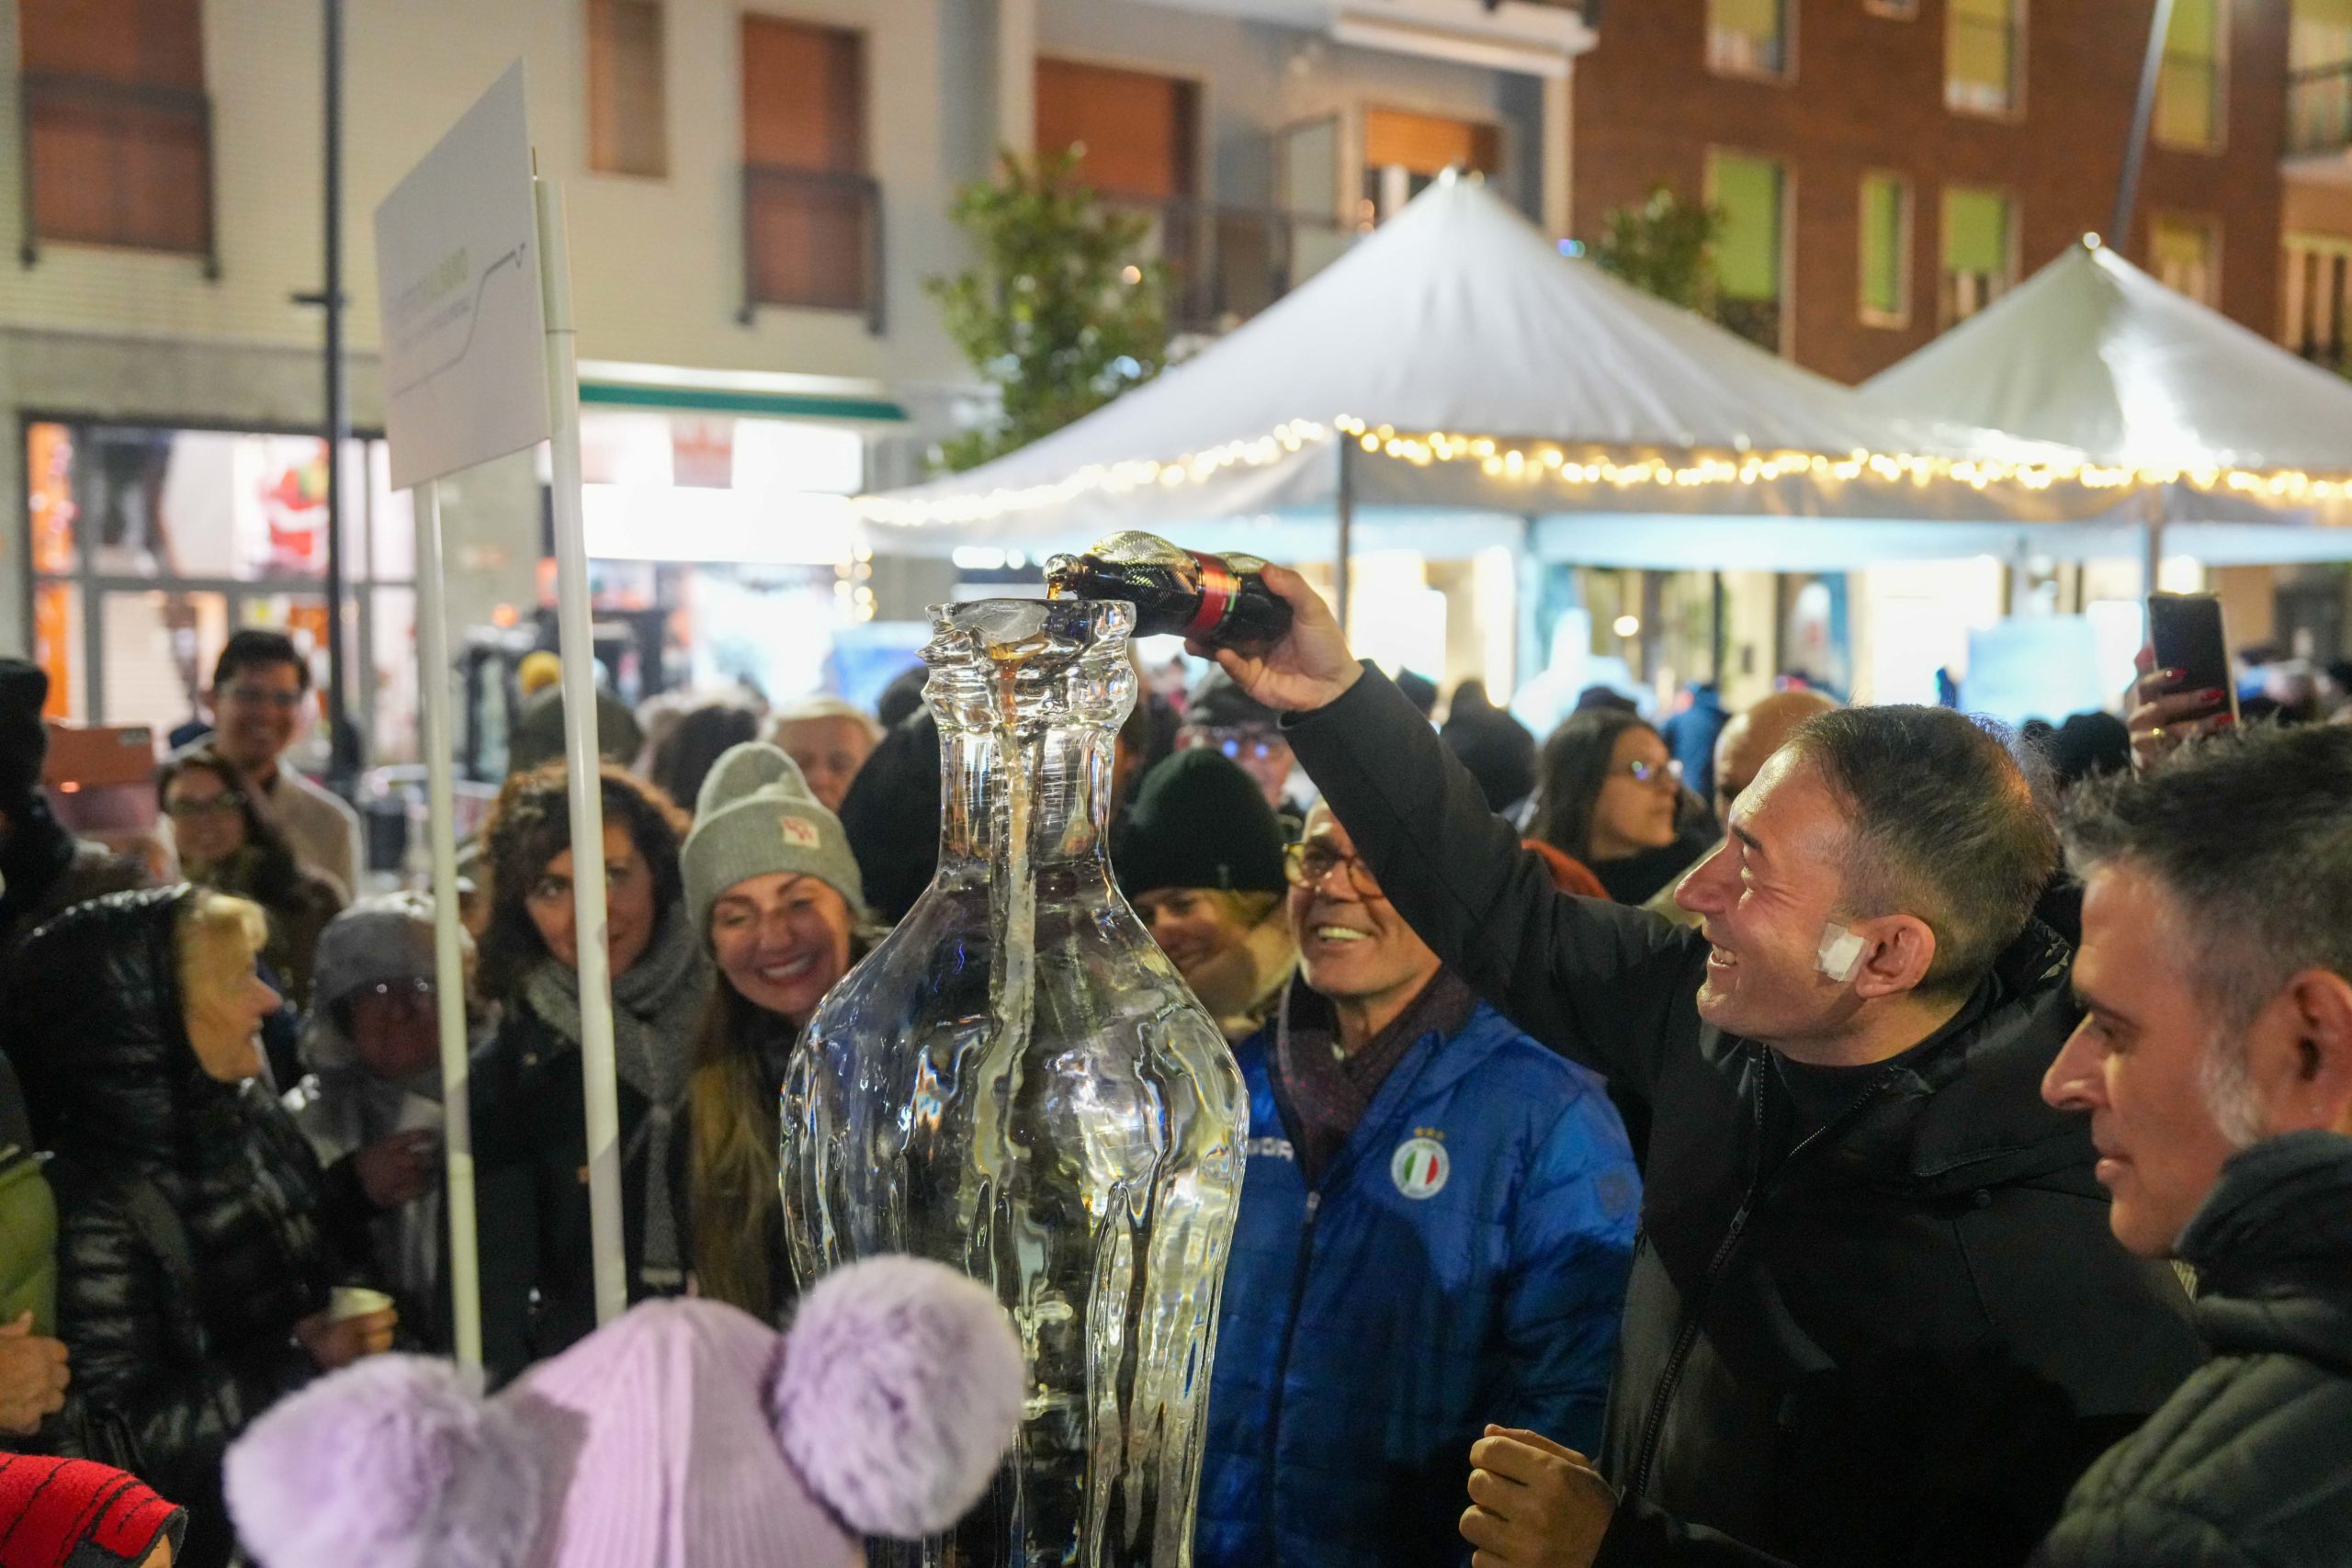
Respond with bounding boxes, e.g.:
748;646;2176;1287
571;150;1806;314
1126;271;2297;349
937;718;1119;866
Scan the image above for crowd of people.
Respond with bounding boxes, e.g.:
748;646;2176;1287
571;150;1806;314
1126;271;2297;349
1;566;2347;1565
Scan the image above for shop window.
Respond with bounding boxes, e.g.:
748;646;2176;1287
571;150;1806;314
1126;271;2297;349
1860;173;1911;327
17;0;213;262
1035;58;1197;202
2151;214;2220;306
1707;0;1790;80
1708;149;1787;354
24;423;414;763
1946;0;2021;118
2155;0;2226;152
1940;185;2016;324
741;16;876;323
588;0;667;177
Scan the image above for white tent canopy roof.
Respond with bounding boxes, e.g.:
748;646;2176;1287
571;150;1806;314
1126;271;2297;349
863;175;2119;562
1868;239;2352;478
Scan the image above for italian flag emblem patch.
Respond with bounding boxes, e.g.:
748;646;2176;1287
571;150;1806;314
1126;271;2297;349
1390;1136;1450;1201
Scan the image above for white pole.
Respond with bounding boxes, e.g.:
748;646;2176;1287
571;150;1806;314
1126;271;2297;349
536;175;628;1326
412;478;483;1369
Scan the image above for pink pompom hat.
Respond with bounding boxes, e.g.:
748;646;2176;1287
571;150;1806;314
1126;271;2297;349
223;1256;1025;1568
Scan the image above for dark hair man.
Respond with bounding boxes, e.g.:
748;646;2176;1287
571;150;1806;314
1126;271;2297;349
196;631;362;897
2028;726;2352;1566
1200;570;2200;1568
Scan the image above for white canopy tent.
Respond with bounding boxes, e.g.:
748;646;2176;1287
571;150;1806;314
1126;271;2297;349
1866;239;2352;567
861;175;2162;584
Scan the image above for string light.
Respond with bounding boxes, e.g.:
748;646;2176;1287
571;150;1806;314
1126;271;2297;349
852;413;2352;526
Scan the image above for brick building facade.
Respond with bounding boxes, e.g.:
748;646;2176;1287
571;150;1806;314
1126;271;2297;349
1570;0;2290;384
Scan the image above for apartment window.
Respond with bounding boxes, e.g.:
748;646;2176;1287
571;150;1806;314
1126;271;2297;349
1035;59;1197;201
741;16;877;326
2283;236;2352;366
1360;109;1499;223
588;0;667;176
2151;214;2220;306
1946;0;2021;118
2155;0;2226;151
17;0;212;263
1707;0;1790;80
1708;150;1787;353
1940;186;2015;323
1859;174;1912;326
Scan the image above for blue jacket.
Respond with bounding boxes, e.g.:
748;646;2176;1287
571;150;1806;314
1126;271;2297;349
1197;994;1639;1568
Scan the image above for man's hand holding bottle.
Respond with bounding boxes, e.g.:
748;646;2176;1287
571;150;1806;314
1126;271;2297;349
1186;563;1364;716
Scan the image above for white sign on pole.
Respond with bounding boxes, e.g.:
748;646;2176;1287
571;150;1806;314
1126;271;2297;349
374;62;550;491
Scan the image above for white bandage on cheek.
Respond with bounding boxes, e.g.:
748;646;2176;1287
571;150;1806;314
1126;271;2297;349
1816;920;1867;984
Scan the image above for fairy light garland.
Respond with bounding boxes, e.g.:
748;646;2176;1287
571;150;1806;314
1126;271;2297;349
853;412;2352;527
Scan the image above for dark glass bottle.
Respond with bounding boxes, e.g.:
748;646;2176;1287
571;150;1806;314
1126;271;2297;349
1044;530;1293;653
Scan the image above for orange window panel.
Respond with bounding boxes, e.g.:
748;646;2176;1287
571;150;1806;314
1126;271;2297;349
1363;108;1498;176
1035;58;1197;201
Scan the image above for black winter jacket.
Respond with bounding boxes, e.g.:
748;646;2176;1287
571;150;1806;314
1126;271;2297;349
6;888;366;1568
469;1001;688;1386
1286;671;2203;1568
2031;1131;2352;1568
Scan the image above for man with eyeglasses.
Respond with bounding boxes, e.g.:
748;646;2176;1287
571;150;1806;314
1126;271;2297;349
1196;570;2199;1568
189;630;364;898
1198;801;1639;1568
1182;667;1306;824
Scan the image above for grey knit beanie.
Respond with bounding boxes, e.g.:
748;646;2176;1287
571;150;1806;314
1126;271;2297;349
683;742;865;934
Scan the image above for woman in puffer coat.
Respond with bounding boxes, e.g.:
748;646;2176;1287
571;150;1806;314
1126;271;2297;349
6;887;394;1568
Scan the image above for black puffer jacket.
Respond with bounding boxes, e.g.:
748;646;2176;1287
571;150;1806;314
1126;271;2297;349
7;888;364;1568
1288;671;2204;1568
2032;1131;2352;1568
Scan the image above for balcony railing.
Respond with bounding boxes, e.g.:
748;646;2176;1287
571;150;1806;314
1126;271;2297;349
18;72;218;274
740;164;885;334
1117;199;1353;334
1714;297;1782;355
1706;26;1788;79
2289;61;2352;156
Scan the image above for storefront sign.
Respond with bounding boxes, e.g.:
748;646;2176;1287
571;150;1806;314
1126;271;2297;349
373;62;550;491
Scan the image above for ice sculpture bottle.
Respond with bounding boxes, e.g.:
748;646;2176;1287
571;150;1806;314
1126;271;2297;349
781;597;1248;1568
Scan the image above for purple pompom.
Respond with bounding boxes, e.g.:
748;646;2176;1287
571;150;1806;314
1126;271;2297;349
774;1256;1025;1538
225;1355;541;1568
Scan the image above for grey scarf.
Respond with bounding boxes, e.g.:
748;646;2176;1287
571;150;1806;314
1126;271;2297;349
521;909;709;1282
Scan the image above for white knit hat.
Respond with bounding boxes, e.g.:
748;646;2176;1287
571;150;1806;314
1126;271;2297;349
681;743;865;935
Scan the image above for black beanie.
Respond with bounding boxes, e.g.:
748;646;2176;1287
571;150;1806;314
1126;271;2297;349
0;659;51;804
1115;748;1287;897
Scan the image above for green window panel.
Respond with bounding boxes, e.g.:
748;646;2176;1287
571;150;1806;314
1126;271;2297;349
1860;175;1907;320
1942;186;2011;277
1710;151;1784;302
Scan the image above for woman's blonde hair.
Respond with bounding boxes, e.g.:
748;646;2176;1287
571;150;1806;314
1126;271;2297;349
687;922;881;1320
176;889;269;1005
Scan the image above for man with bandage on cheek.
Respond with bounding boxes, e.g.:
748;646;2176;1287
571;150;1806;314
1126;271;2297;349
1195;569;2201;1568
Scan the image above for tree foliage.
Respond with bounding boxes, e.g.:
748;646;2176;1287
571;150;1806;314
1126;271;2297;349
1592;185;1724;316
926;150;1170;473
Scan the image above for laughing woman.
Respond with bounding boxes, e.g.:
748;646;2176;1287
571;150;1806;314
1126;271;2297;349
469;764;708;1382
680;743;876;1323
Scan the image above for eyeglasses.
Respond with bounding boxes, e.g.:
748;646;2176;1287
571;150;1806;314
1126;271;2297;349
166;793;247;820
1189;728;1283;764
350;977;435;1008
1617;758;1684;788
220;683;306;711
1283;840;1383;898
